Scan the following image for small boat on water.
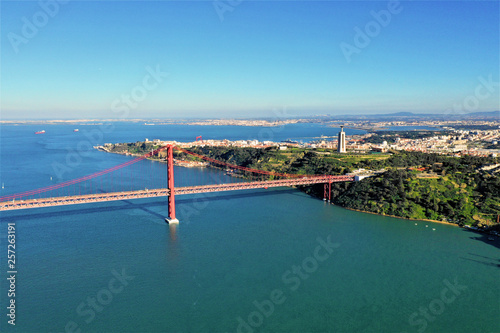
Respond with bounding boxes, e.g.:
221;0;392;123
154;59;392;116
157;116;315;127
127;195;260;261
35;130;45;134
74;129;79;132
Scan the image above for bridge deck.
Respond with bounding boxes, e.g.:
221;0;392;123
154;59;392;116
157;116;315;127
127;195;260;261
0;176;354;211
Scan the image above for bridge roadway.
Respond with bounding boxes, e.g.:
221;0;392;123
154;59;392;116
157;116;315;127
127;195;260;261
0;175;354;211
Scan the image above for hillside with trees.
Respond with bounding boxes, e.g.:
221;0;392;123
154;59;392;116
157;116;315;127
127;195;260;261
105;143;500;227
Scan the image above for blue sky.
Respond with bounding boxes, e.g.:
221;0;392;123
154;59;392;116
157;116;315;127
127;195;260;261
1;0;498;119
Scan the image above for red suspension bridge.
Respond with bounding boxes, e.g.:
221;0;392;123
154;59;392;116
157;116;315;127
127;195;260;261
0;145;354;222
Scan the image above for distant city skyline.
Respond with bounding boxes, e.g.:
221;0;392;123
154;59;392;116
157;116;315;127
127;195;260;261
1;1;498;119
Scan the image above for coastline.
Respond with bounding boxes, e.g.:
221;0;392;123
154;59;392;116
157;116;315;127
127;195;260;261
97;148;208;167
339;206;460;227
97;145;495;228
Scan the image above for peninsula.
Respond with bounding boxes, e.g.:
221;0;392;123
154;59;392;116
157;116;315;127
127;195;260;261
99;139;500;229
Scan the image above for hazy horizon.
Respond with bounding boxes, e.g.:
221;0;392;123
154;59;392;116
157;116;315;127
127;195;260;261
2;110;499;122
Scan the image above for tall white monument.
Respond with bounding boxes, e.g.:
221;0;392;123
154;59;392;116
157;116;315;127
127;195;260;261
338;125;346;153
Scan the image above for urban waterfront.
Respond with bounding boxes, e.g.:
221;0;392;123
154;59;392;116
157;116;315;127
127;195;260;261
0;124;498;332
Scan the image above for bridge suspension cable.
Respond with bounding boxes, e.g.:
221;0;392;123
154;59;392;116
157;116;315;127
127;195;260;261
174;146;310;179
0;145;170;202
0;144;355;212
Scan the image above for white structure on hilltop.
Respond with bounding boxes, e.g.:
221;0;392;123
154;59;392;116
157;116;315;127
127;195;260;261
338;125;346;153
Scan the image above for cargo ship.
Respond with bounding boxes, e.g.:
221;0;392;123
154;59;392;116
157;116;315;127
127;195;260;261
35;130;45;134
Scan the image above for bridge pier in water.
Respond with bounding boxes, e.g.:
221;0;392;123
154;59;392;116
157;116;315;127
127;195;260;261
324;182;332;203
165;145;179;224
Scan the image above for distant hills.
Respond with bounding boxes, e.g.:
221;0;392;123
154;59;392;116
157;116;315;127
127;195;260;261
318;111;499;121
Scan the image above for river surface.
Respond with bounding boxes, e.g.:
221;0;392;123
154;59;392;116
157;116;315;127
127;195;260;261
0;123;498;333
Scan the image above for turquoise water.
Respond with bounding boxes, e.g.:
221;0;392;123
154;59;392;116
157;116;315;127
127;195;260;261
0;124;499;332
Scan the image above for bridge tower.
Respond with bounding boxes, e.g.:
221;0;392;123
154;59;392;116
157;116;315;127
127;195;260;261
165;145;179;224
324;180;332;203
